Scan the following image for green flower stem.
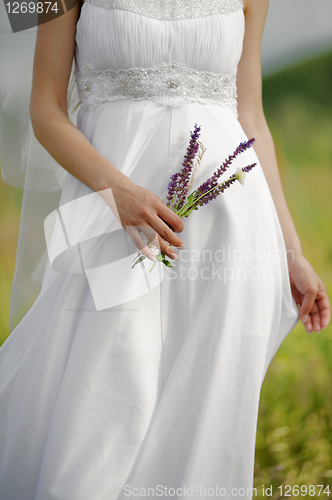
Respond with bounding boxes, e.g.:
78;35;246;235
149;261;158;272
177;175;237;217
132;249;174;271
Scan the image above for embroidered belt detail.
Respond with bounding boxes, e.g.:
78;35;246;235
76;62;238;113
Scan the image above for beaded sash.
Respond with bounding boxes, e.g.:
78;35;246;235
83;0;243;20
76;62;238;113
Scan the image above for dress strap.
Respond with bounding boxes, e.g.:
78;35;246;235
76;62;238;114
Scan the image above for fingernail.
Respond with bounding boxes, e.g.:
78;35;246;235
170;253;178;260
149;255;157;263
179;244;185;249
301;315;308;324
316;330;321;334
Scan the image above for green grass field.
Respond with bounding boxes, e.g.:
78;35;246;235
255;53;332;498
0;52;331;498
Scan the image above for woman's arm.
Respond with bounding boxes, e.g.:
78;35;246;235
237;0;330;333
30;7;184;262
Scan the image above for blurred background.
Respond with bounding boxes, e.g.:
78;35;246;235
261;0;332;75
1;0;332;498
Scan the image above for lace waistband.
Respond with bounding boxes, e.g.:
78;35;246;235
76;62;238;113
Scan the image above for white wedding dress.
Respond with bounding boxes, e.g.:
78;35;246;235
0;1;299;499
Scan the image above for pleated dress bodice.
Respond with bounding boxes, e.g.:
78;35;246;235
75;0;245;112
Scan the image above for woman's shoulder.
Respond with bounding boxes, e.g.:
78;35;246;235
242;0;269;14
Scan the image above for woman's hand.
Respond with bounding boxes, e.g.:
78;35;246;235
99;176;185;263
288;254;331;334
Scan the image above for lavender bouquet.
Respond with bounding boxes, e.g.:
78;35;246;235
132;124;256;271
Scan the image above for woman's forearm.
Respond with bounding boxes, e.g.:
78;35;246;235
247;120;303;261
30;102;130;193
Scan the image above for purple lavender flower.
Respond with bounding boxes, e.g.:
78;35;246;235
177;161;257;217
193;176;237;210
166;124;201;209
166;171;180;206
242;163;256;173
196;138;255;196
133;126;257;272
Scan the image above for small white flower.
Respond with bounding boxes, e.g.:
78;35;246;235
235;167;246;186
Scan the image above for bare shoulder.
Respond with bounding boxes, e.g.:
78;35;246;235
36;3;81;33
242;0;269;18
241;0;269;45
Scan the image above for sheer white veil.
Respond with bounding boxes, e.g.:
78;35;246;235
0;2;79;330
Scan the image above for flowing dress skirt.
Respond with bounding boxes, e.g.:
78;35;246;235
0;97;299;499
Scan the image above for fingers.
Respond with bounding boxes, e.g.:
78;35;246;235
158;203;184;235
290;256;331;334
137;225;161;251
300;284;331;334
309;301;321;334
299;280;318;324
156;233;180;261
125;226;157;263
139;225;179;261
150;213;185;251
303;314;313;334
316;286;331;330
126;225;179;262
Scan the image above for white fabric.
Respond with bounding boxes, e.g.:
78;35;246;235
0;3;299;500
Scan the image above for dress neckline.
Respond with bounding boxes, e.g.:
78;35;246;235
82;0;244;19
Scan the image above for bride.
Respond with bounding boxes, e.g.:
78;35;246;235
0;0;330;498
